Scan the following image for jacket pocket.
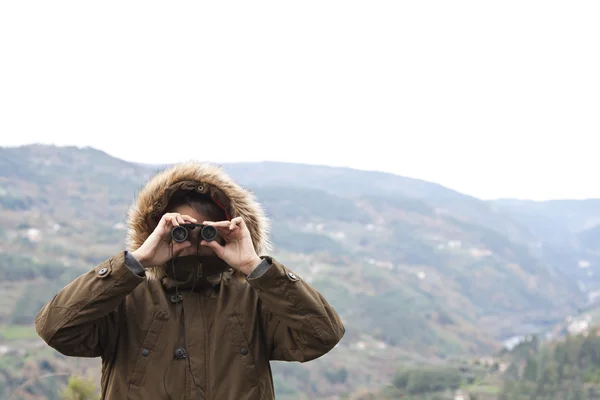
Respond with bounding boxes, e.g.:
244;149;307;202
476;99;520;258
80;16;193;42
226;314;261;387
128;310;168;390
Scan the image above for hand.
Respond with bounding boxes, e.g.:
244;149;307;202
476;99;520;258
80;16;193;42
131;213;197;268
200;217;262;275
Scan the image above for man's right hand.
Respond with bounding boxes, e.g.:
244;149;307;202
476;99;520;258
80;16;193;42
131;213;197;268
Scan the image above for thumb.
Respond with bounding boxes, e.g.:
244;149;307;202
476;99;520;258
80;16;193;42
201;240;224;257
172;241;192;254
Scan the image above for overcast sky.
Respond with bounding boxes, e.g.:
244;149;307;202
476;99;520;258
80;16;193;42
1;1;598;201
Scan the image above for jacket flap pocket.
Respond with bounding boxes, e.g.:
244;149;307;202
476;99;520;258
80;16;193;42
129;310;168;388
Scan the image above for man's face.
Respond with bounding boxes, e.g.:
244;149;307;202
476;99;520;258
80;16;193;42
171;204;222;258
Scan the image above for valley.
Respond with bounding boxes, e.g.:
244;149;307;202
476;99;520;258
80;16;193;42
1;144;599;399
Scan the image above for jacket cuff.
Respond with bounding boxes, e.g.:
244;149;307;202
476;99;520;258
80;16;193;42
246;256;300;291
124;251;146;277
246;257;272;279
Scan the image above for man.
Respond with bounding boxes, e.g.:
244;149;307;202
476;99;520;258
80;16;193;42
35;161;345;399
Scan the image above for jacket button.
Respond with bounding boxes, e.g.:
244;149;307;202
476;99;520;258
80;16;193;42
170;294;183;304
141;348;149;357
174;348;187;359
240;348;249;356
98;267;108;276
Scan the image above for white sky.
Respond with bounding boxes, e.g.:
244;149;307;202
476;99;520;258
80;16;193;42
1;1;598;201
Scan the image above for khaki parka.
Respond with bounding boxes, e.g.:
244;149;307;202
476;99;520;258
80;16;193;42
34;162;345;399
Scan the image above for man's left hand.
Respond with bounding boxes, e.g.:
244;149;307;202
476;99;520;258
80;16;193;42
200;217;262;275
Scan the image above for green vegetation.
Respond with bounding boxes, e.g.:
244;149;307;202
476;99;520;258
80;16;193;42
498;332;600;399
10;268;86;325
362;329;600;399
253;186;371;223
60;376;100;400
363;195;434;216
0;254;66;281
392;364;462;394
0;352;65;400
270;224;347;255
1;144;598;399
0;324;37;340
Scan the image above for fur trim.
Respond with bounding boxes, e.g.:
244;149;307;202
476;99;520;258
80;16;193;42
125;161;271;281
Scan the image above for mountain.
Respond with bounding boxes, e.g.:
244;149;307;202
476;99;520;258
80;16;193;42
489;198;600;247
580;225;600;251
0;144;594;399
489;198;600;302
223;161;538;245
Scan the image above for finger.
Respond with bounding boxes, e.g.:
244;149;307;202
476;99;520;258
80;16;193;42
204;218;243;230
201;239;225;257
232;216;244;227
172;240;192;253
176;214;187;225
230;217;246;231
157;214;175;232
160;212;176;223
205;224;236;237
165;214;180;227
157;215;169;229
203;220;231;227
202;222;233;234
182;215;198;223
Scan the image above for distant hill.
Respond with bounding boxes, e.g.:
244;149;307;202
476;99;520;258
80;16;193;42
580;225;600;251
223;161;537;245
489;198;600;303
489;198;600;245
0;144;596;399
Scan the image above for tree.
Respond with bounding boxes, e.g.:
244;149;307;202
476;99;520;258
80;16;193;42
60;376;100;400
524;357;538;381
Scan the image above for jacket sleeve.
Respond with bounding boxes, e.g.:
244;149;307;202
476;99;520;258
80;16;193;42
246;256;345;362
34;251;146;358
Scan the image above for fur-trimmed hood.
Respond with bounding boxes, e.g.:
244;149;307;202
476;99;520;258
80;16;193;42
125;161;271;280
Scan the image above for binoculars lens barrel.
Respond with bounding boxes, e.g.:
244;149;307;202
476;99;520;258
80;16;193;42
171;226;189;242
171;224;218;243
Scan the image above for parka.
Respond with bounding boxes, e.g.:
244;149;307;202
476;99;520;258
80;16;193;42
34;161;345;399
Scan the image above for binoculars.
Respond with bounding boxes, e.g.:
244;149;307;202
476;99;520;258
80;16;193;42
171;223;218;243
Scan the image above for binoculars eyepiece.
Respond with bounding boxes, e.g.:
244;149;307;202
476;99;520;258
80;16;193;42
171;223;218;243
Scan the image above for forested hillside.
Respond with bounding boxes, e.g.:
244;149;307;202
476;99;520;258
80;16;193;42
1;144;598;399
